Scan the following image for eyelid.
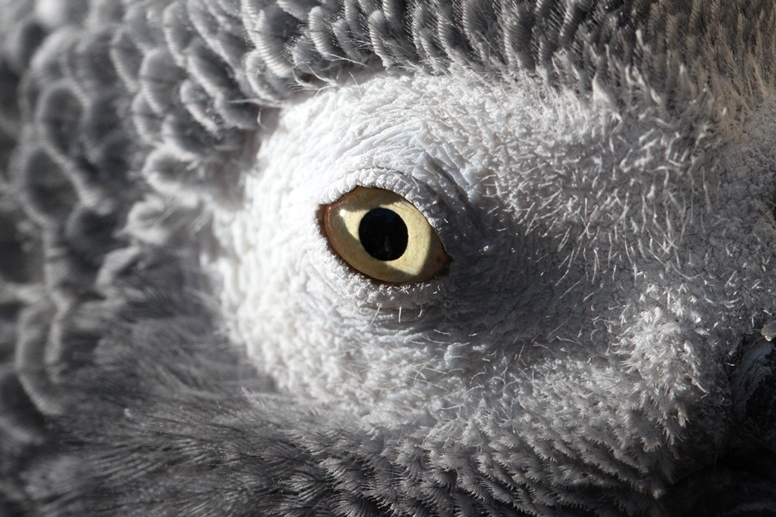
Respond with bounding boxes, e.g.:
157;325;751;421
322;169;438;213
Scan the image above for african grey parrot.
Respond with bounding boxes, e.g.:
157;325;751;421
1;0;776;515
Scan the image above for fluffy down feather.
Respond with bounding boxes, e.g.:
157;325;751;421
1;1;776;516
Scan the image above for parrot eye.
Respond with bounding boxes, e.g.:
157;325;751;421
322;187;450;284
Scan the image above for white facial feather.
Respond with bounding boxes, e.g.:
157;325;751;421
206;69;776;489
5;1;776;514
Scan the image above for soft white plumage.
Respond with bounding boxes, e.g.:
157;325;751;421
2;1;776;516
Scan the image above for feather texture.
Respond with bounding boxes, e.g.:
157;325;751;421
1;1;776;515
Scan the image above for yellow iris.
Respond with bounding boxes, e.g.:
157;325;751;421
322;187;450;283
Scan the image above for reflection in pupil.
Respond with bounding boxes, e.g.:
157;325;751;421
358;208;408;261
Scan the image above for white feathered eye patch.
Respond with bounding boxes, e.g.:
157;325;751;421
322;187;450;283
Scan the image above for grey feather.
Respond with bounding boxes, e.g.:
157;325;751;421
1;1;776;516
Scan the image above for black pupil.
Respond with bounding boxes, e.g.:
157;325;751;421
358;208;408;261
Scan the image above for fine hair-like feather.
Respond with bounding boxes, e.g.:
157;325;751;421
2;1;776;515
